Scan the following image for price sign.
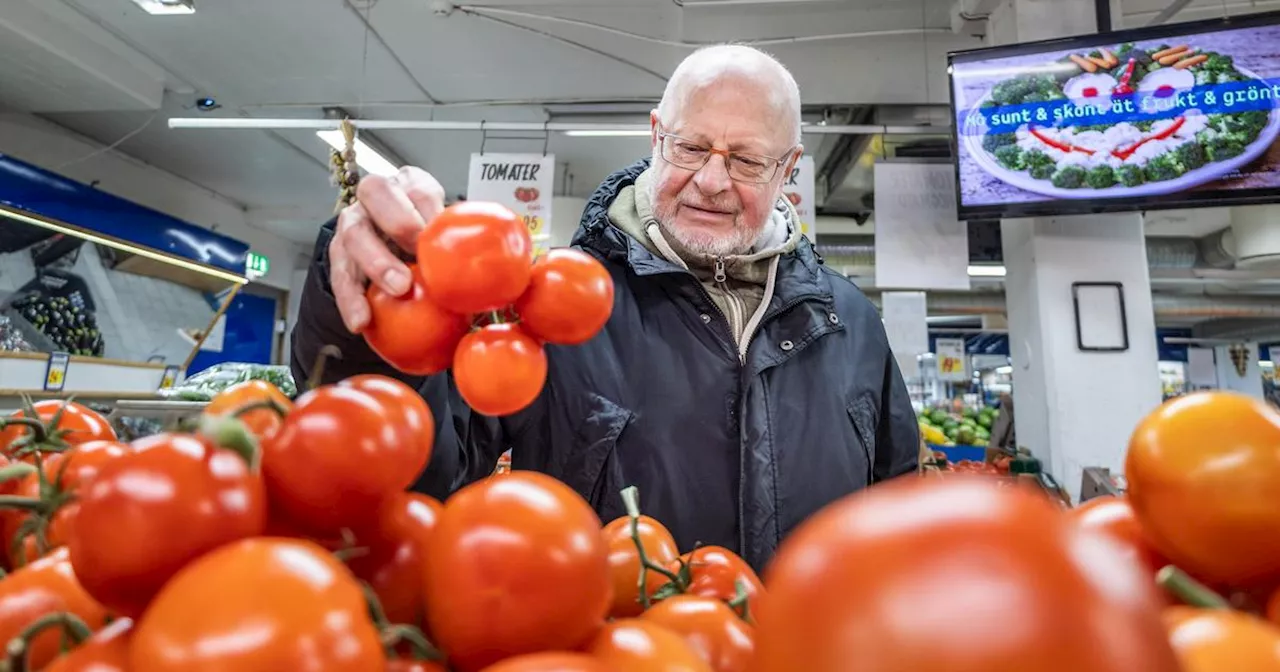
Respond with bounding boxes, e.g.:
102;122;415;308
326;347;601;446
784;156;816;239
159;365;182;390
468;153;556;255
935;337;968;382
44;351;70;392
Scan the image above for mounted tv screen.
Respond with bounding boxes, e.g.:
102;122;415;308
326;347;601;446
949;11;1280;220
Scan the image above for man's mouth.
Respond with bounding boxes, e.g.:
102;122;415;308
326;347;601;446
683;204;734;216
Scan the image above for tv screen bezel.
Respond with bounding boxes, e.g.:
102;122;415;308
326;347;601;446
947;10;1280;221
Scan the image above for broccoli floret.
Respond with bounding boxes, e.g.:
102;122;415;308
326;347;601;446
1029;162;1056;180
1134;120;1156;132
1211;111;1268;143
994;144;1025;170
980;99;999;110
1085;165;1117;189
1023;149;1053;170
1176;142;1207;171
1144;154;1186;182
1203;53;1234;74
1204;135;1246;162
1117;164;1145;187
1023;92;1050;103
991;78;1034;105
1051;165;1087;188
982;133;1016;153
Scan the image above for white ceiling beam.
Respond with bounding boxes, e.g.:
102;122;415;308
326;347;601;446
169;118;948;135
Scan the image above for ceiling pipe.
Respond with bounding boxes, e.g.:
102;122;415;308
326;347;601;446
861;292;1280;319
815;237;1202;271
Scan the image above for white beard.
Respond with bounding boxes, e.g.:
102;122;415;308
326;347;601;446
659;217;761;257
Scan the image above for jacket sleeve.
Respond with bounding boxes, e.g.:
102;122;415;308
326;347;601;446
288;217;510;500
874;352;920;482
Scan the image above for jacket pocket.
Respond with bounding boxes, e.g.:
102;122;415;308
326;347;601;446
558;393;634;517
847;395;878;486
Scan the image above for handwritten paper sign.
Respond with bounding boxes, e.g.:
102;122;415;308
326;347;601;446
783;156;816;239
468;153;556;254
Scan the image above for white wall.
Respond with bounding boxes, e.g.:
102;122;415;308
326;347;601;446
550;196;590;248
0;113;301;291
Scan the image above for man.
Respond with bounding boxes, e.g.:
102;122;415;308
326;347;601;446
292;44;919;571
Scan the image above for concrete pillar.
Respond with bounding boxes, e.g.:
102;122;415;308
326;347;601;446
989;0;1164;500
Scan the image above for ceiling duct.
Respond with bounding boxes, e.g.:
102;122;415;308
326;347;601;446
816;237;1201;271
861;292;1280;320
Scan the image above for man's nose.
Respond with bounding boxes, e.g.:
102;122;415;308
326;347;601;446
693;152;733;195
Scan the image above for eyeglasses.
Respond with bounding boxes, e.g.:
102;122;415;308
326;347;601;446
657;128;794;184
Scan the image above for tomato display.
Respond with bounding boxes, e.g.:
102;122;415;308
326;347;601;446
67;431;267;617
388;660;449;672
364;268;472;375
417;201;533;314
264;380;431;533
452;323;547;417
423;471;611;671
603;514;679;618
1126;391;1280;588
0;548;109;670
641;595;754;672
1165;606;1280;671
42;616;132;672
347;491;442;626
481;652;609;672
0;400;116;457
130;537;385;671
1070;495;1168;576
652;546;763;624
749;477;1180;672
514;249;614;345
204;380;293;440
339;374;436;480
588;620;713;672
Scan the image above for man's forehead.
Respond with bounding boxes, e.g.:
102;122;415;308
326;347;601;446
665;80;793;151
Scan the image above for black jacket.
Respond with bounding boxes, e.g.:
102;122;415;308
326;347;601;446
291;159;919;571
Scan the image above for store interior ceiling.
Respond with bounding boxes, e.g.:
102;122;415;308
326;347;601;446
1;0;1278;340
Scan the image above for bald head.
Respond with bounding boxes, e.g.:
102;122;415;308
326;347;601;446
657;45;802;146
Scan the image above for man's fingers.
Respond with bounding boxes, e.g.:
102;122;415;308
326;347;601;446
357;174;428;254
328;235;370;333
339;203;412;297
395;166;447;246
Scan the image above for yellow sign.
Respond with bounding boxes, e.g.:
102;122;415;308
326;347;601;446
939;354;964;374
159;365;182;390
44;352;70;392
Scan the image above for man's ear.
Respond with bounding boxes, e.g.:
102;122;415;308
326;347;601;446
785;145;805;177
650;110;661;150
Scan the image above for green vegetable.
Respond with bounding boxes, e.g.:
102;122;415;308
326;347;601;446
1204;135;1246;162
994;144;1025;170
1144;153;1186;182
1029;161;1056;180
1023;149;1054;171
1203;53;1234;74
1050;164;1087;189
1175;142;1207;171
1134;120;1156;132
991;78;1034;106
1117;164;1145;187
1085;165;1117;189
983;132;1016;153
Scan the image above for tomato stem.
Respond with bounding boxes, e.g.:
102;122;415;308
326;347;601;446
198;416;261;472
381;624;445;663
727;579;752;623
0;418;47;444
361;581;392;630
0;464;36;486
0;496;51;514
230;399;291;420
620;486;683;610
3;611;91;672
489;310;504;325
1157;565;1230;610
307;345;343;391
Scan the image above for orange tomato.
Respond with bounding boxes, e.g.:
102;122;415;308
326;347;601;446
749;477;1180;672
416;201;533;314
387;660;448;672
641;595;754;672
652;547;763;624
0;548;110;670
1165;607;1280;671
130;538;384;671
204;380;293;440
603;514;679;618
364;267;471;375
423;472;610;671
1126;391;1280;588
347;492;442;626
514;249;614;345
43;617;132;672
588;620;713;672
0;400;115;458
1071;495;1168;575
452;323;547;417
480;652;609;672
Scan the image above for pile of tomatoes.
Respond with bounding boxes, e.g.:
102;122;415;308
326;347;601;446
363;201;614;417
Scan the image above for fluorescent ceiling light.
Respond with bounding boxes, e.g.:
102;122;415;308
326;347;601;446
563;130;652;137
968;265;1007;278
316;131;399;177
0;206;247;285
130;0;195;15
995;365;1013;375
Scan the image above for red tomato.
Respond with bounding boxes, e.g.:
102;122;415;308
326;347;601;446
264;381;431;534
652;547;763;625
749;477;1180;672
339;374;435;481
1;400;115;458
130;538;385;671
5;440;132;566
68;432;267;617
1165;606;1280;671
453;323;547;417
588;620;713;672
423;471;611;671
0;548;110;670
1126;391;1280;587
365;267;471;375
481;652;608;672
417;201;533;314
603;514;679;618
1071;496;1168;576
641;596;754;672
388;660;448;672
514;249;614;345
347;492;442;626
43;617;132;672
204;380;293;440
